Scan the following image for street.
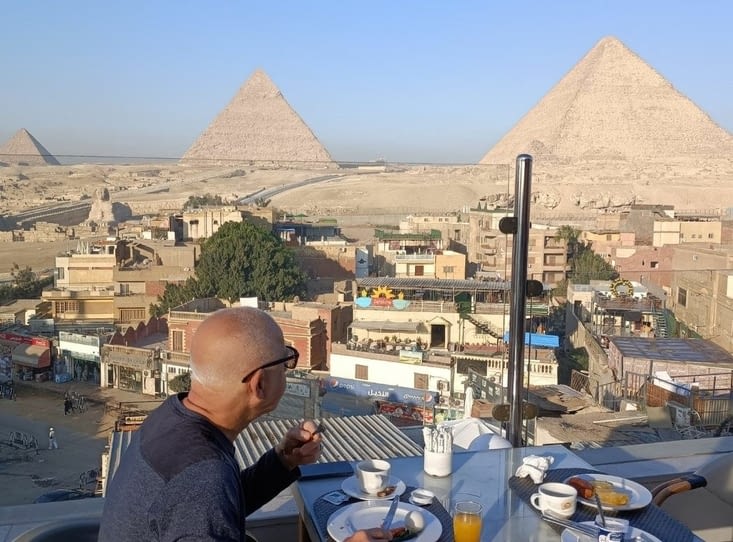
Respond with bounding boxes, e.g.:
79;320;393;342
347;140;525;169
0;384;112;506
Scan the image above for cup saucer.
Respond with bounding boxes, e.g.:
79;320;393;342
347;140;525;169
409;488;435;506
340;475;406;501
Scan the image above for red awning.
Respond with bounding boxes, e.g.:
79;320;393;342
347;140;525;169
12;344;51;368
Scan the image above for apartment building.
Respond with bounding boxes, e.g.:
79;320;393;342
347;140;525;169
466;207;569;286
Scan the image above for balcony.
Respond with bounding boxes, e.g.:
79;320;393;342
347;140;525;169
394;253;434;262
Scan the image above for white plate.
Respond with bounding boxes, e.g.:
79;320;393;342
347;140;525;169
327;500;442;542
341;475;406;501
560;521;661;542
563;473;652;511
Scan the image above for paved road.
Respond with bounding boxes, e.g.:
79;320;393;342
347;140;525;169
237;174;345;205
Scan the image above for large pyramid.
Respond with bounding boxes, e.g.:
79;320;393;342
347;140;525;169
182;69;334;167
0;129;60;166
480;36;733;166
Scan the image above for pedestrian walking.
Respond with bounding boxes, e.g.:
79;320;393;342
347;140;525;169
48;427;58;450
64;397;72;415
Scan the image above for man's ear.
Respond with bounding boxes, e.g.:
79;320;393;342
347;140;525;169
248;369;267;401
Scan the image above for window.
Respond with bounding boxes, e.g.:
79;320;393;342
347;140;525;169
678;287;687;307
606;234;612;241
651;261;659;269
414;265;424;276
454;229;461;242
119;308;146;323
56;267;65;280
443;266;455;274
708;233;714;239
172;330;184;351
55;300;80;314
355;364;368;380
414;373;429;389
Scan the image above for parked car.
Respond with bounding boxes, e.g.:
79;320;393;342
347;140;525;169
33;489;95;504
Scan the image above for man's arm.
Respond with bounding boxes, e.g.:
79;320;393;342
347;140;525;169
241;448;300;515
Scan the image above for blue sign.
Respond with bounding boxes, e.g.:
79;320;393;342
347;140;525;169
323;376;438;405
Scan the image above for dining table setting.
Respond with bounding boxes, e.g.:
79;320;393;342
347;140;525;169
292;443;702;542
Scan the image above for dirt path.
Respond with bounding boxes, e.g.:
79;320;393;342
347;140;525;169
0;384;124;505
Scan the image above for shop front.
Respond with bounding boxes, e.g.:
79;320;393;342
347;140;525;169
58;332;101;385
101;345;160;396
12;343;52;380
0;332;53;381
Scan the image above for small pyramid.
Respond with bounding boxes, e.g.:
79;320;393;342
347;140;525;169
480;36;733;165
182;69;334;166
0;129;60;166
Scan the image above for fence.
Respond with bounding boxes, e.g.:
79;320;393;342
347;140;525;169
574;369;733;427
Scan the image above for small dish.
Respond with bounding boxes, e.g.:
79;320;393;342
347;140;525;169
409;488;435;506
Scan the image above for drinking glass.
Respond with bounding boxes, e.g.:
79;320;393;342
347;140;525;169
453;500;483;542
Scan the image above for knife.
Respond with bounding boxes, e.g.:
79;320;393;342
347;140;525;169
381;497;400;531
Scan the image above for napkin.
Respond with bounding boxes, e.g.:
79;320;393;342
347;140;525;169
514;454;554;483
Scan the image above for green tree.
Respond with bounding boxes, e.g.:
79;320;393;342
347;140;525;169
570;249;617;284
555;225;581;256
195;222;306;303
150;222;306;314
167;372;191;393
183;193;225;211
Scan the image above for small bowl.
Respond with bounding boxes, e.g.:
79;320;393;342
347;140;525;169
410;488;435;506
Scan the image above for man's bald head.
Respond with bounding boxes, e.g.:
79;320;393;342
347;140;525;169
189;307;285;390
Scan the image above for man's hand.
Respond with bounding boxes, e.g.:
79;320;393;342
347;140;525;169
345;528;393;541
275;420;322;471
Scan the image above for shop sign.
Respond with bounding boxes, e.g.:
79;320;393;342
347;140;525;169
324;377;437;405
286;382;311;398
0;332;50;348
102;346;154;371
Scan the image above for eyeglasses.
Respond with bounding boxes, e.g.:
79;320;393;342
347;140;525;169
241;345;299;382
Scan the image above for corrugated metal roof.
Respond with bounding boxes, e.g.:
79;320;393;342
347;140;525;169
235;415;423;468
103;415;423;484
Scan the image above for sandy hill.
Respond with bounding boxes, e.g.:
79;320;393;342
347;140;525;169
0;129;60;166
182;69;334;167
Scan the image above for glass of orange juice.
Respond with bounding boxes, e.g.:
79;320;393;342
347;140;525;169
453;500;483;542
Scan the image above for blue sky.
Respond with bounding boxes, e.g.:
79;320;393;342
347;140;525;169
1;1;731;164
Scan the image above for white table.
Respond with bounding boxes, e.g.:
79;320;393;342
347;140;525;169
292;444;593;541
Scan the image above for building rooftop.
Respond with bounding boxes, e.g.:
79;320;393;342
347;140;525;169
610;336;733;366
357;277;510;292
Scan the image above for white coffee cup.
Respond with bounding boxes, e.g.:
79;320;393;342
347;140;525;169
530;482;577;518
355;459;391;495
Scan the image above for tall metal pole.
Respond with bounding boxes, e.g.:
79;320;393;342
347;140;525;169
506;154;533;447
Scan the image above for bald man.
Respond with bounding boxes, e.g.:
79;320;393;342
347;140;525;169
99;307;324;541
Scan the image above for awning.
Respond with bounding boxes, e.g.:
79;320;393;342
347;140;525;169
349;321;420;333
12;344;51;368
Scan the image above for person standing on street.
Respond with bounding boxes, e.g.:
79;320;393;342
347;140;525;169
64;397;72;415
48;427;58;450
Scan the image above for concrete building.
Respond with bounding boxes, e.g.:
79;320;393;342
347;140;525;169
668;244;733;351
166;298;332;371
653;213;724;247
466;207;568;286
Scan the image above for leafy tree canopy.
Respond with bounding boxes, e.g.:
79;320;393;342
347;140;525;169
0;264;53;303
167;372;191;393
183;193;225;210
150;222;306;316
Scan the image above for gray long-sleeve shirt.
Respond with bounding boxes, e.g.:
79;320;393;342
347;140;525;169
99;393;299;541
